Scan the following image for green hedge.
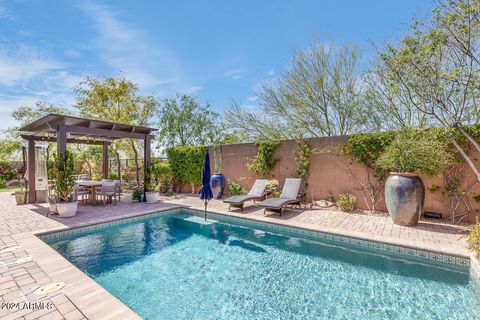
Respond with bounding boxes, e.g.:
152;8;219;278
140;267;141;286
166;146;205;186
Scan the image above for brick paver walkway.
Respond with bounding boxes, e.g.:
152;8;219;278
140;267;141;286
0;191;473;319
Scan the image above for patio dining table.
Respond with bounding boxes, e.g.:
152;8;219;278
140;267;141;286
77;180;102;205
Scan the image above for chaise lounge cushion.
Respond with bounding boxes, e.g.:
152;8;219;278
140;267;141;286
258;178;302;210
223;179;268;204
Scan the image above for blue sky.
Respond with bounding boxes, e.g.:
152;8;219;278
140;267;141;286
0;0;432;131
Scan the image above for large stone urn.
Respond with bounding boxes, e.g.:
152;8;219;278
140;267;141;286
385;173;424;226
210;173;225;199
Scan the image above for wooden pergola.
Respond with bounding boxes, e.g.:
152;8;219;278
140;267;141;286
19;114;158;203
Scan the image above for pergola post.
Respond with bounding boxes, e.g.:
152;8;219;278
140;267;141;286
102;142;109;179
144;135;151;192
57;125;67;155
27;137;36;203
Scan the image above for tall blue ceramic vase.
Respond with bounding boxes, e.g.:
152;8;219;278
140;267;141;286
385;173;424;226
210;173;225;199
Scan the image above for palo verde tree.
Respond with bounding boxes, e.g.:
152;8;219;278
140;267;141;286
156;94;220;148
378;0;480;182
224;41;369;140
74;75;158;186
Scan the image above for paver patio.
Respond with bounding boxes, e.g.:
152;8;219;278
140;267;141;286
0;192;473;319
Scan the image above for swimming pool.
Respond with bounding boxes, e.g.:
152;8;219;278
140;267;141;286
42;209;480;320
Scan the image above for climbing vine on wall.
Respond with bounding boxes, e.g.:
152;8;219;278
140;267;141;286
246;140;280;178
342;131;395;181
293;139;315;190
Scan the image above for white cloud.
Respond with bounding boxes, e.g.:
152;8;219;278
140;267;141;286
182;86;203;95
0;1;16;22
266;69;275;76
224;68;244;80
0;45;63;86
78;1;182;90
246;96;258;102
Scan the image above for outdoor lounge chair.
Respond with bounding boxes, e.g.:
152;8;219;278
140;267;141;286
223;179;268;211
258;178;302;216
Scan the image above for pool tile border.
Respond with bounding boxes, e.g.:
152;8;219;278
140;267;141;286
39;207;470;268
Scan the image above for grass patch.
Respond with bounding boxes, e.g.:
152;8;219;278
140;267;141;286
0;187;22;193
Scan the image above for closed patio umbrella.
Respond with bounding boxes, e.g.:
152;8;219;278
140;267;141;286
199;150;213;221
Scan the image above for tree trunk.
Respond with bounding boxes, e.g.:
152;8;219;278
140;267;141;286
130;141;140;187
445;130;480;182
115;151;121;180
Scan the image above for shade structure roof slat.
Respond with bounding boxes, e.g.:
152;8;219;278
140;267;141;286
19;114;157;142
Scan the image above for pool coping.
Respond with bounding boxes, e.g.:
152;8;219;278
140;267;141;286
24;205;480;319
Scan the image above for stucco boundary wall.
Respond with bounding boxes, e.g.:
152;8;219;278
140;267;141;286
201;135;480;223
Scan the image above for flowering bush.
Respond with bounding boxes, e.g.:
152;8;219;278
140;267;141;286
266;179;279;191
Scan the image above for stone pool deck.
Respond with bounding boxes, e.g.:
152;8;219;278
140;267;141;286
0;192;474;319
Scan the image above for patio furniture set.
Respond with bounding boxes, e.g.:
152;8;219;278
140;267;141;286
223;178;303;216
74;179;121;206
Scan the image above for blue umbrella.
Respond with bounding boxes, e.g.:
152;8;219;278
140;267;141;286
199;150;213;220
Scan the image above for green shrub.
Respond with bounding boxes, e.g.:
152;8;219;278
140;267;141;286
265;179;280;191
0;160;16;183
166;146;205;186
336;193;357;212
246;140;280;178
0;178;6;189
376;129;452;176
467;218;480;258
227;180;247;196
109;173;120;180
132;188;144;202
152;161;174;187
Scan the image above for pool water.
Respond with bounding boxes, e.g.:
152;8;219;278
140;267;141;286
43;210;480;320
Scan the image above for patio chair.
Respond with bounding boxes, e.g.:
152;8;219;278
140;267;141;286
96;181;117;206
257;178;302;216
113;180;121;202
223;179;268;211
74;184;91;205
77;174;88;181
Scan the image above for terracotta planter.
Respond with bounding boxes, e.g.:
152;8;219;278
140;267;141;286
57;202;78;217
49;203;58;214
15;191;27;205
385;173;424;226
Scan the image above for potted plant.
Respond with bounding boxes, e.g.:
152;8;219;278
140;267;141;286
14;179;27;205
211;145;225;199
144;167;158;204
145;186;158;203
53;152;78;217
376;129;451;226
132;188;144;202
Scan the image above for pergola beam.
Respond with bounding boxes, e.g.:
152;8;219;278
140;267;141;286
57;125;67;155
63;125;147;139
20;135;111;145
